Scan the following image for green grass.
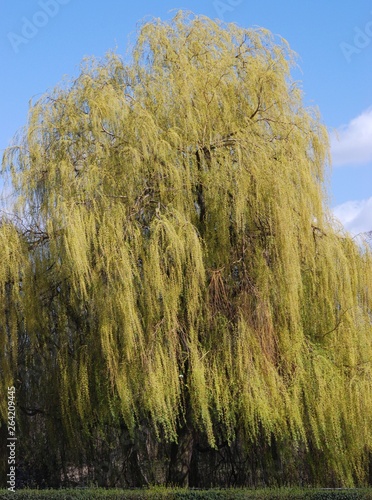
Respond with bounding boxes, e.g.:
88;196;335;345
1;488;372;500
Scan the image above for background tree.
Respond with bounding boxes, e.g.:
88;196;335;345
1;11;372;488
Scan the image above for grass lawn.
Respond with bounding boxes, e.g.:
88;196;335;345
1;487;372;499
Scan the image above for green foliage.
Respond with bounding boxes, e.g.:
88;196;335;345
1;11;372;487
0;489;372;500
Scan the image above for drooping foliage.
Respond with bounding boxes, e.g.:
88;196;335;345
1;11;372;487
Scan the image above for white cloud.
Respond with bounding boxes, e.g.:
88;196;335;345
333;197;372;236
331;107;372;167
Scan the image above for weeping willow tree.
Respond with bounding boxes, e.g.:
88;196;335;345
1;11;372;488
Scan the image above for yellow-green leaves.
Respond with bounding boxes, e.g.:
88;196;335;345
1;11;372;486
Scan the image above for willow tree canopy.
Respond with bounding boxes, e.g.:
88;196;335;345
1;11;372;487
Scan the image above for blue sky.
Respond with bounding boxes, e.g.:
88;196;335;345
1;0;371;234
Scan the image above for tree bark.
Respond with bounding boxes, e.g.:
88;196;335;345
168;421;194;487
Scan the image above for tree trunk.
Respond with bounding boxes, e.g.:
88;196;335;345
168;421;194;487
